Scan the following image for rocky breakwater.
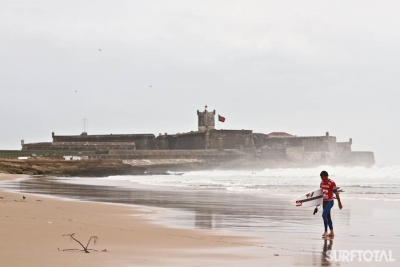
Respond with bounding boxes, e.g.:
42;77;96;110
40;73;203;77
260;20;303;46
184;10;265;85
0;158;146;177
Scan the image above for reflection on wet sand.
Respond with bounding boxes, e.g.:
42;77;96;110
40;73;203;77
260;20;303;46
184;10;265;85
321;238;334;266
4;177;349;234
195;208;213;229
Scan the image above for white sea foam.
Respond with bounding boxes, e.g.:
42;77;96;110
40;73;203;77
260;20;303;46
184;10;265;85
101;165;400;201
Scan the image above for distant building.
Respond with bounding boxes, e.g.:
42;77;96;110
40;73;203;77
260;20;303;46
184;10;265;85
266;132;293;137
20;107;375;167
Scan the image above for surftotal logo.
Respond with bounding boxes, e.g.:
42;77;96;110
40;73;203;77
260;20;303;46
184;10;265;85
326;250;395;262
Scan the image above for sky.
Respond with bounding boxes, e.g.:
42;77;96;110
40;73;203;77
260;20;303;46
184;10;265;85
1;0;399;165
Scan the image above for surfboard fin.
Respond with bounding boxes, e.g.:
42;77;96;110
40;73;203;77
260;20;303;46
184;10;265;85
313;206;318;215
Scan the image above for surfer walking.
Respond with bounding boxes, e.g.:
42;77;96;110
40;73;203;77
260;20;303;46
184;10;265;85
320;170;342;237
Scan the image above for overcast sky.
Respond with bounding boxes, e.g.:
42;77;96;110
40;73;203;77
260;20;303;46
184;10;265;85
1;0;399;165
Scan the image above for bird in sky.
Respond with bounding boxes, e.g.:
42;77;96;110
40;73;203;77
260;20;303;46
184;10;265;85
99;49;101;51
75;90;77;93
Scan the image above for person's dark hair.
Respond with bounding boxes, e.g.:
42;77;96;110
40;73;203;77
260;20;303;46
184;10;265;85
320;170;329;177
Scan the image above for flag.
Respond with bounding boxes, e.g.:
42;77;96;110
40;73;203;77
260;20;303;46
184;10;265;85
218;115;226;122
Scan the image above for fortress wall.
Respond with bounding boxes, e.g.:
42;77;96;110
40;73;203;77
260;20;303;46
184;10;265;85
260;136;337;153
303;152;336;164
337;151;375;166
23;142;136;151
258;151;337;165
171;130;256;150
259;136;301;151
286;146;305;161
109;149;242;155
49;150;244;160
22;142;53;151
100;154;243;160
108;149;244;160
337;142;352;152
258;153;288;160
302;136;337;152
156;135;178;150
252;133;269;149
209;130;256;150
52;134;156;150
175;132;207;150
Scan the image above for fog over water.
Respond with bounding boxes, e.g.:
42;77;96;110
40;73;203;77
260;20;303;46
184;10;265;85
1;1;400;164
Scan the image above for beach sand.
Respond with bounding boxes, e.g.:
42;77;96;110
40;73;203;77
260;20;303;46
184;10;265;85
0;174;271;267
1;174;399;267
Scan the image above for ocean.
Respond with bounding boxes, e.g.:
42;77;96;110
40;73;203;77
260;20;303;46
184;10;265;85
95;165;400;202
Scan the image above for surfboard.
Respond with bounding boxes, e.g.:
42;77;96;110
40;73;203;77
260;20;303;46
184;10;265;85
290;187;344;207
290;188;323;207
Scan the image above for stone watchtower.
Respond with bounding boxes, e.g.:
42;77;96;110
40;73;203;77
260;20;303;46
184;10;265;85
197;106;215;132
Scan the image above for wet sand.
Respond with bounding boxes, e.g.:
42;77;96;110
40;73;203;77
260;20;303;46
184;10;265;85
0;174;264;267
1;174;400;266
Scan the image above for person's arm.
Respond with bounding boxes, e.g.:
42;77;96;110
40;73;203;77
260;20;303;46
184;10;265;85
332;182;343;210
335;192;343;209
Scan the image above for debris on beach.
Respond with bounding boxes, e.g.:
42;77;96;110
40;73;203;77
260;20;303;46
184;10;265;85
62;233;103;253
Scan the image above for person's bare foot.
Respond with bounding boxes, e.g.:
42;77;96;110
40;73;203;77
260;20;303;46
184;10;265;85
322;232;329;237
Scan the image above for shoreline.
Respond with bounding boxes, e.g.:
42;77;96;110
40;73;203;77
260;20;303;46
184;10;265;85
0;174;266;267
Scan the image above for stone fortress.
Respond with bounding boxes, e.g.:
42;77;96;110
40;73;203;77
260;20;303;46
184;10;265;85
21;107;375;167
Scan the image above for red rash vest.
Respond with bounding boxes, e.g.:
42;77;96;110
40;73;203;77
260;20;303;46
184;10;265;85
320;178;338;201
